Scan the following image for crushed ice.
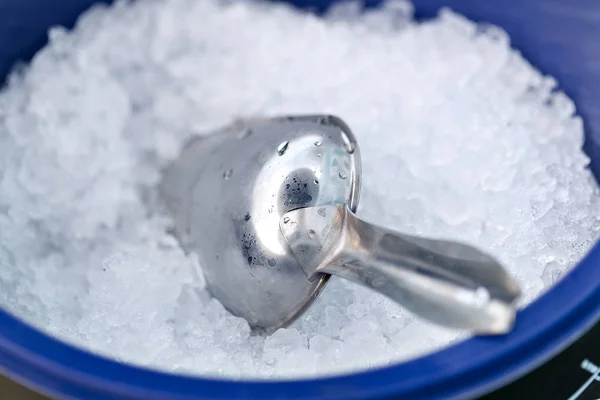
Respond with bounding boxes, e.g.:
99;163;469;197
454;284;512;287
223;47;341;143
0;0;598;379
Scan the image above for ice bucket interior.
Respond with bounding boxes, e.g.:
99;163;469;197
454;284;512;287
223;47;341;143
0;0;599;399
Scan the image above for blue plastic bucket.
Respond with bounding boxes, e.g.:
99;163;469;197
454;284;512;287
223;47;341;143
0;1;599;399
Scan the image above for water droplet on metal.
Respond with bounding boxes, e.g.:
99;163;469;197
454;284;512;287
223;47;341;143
341;132;356;154
268;207;274;214
344;142;356;154
339;171;347;179
267;258;277;267
314;140;322;146
283;216;290;224
314;179;319;184
223;169;233;180
277;141;289;156
308;229;316;239
291;221;298;228
317;208;327;217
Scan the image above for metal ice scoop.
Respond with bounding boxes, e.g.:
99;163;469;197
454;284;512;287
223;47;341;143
160;115;521;335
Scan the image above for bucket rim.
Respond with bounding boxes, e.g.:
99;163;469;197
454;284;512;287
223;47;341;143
1;0;600;398
0;242;598;400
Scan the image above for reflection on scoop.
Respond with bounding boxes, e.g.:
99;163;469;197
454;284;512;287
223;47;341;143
280;203;521;334
160;114;520;335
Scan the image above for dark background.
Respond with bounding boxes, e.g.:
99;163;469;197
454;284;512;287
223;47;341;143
482;322;600;400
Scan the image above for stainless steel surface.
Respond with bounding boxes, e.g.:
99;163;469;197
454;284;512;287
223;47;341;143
160;115;520;334
280;204;521;334
160;115;360;333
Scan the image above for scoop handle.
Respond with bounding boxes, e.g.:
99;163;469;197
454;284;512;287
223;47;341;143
280;204;521;334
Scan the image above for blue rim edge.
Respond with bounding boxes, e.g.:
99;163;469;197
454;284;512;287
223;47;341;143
1;0;600;399
0;240;597;400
